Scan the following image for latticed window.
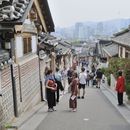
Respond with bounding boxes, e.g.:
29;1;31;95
23;37;32;54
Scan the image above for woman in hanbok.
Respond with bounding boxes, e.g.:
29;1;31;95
69;72;79;112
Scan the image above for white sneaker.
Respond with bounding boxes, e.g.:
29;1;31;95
48;109;53;112
72;109;77;112
52;108;56;111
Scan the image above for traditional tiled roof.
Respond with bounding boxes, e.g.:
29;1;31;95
98;39;111;44
78;47;89;57
58;40;72;49
55;44;69;55
0;0;55;32
39;32;58;45
112;31;130;47
0;0;33;25
103;43;118;57
113;28;129;37
39;32;59;52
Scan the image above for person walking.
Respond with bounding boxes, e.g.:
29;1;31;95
89;71;95;87
96;68;103;88
69;72;79;112
45;69;57;112
78;67;87;99
61;66;68;94
54;68;64;103
91;64;96;73
67;67;73;85
115;71;125;106
86;70;90;87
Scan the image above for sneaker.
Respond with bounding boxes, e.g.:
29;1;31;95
72;109;77;112
81;96;84;99
52;108;56;111
48;108;53;112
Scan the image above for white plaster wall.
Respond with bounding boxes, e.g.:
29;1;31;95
32;36;37;53
15;36;23;58
119;46;121;58
110;74;116;90
122;47;126;58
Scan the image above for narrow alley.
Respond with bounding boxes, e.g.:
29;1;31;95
20;86;130;130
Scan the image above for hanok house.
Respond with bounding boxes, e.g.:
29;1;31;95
112;26;130;59
38;33;58;100
102;42;118;61
55;40;73;70
0;0;54;127
96;39;112;59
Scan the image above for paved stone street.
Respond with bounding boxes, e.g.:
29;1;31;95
35;87;130;130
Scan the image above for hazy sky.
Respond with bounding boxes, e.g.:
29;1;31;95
48;0;130;27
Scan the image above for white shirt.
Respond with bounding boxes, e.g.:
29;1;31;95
79;72;87;84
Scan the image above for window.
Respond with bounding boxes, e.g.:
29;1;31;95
23;37;32;54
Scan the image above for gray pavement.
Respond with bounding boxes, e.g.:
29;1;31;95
36;87;130;130
11;82;130;130
101;83;130;125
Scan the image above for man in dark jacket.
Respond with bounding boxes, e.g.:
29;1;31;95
96;68;103;88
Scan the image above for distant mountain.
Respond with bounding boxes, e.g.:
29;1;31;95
52;18;130;41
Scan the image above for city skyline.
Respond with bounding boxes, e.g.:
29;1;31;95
48;0;130;27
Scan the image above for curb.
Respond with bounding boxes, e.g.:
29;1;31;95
101;83;130;124
10;102;47;129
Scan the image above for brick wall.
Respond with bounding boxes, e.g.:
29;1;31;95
13;65;21;115
0;67;14;125
0;56;42;125
40;60;51;100
18;56;40;112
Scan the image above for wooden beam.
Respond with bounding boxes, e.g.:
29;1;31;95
34;0;48;32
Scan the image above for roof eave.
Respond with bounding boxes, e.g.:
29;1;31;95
0;0;34;26
38;0;55;32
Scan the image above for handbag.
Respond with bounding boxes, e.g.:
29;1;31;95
47;80;57;92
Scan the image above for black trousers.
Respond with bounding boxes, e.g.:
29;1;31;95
117;92;123;105
56;85;60;102
46;89;56;108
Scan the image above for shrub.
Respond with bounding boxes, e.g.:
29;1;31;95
101;67;111;86
107;75;111;86
126;83;130;100
108;58;130;99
